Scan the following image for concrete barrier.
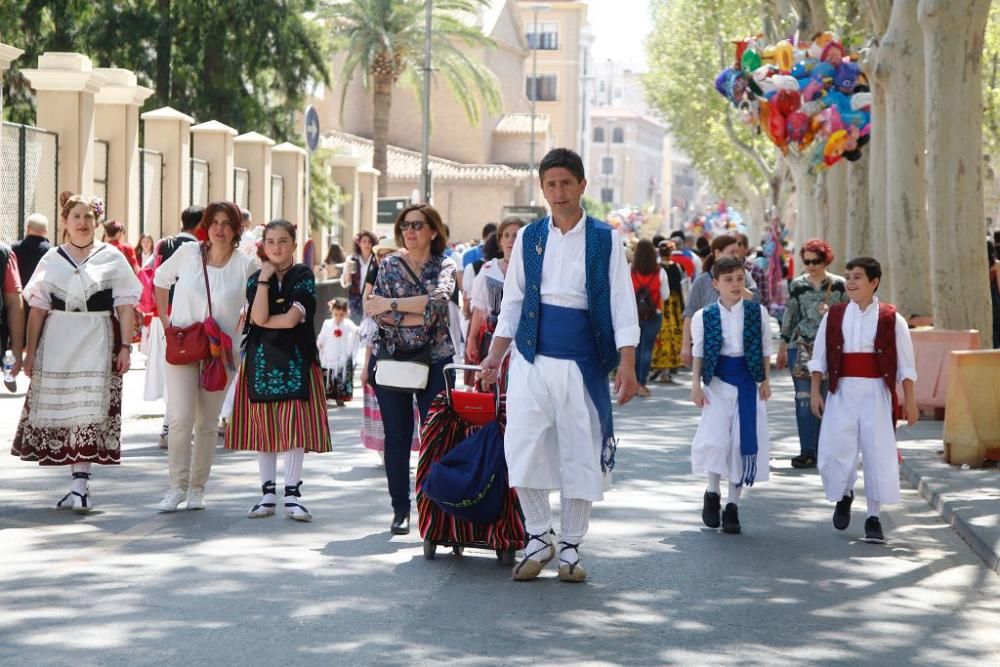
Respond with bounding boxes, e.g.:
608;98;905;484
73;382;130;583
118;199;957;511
942;349;1000;466
909;328;980;416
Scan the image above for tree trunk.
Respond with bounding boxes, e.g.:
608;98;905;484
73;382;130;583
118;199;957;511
788;159;818;245
825;164;848;264
372;73;393;197
877;0;933;318
845;150;871;260
919;0;993;344
735;173;766;243
156;0;171;104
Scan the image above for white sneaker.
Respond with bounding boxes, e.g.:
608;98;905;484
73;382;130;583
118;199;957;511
186;489;206;510
157;488;187;513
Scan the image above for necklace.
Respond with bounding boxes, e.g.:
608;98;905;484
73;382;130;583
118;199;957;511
69;239;94;250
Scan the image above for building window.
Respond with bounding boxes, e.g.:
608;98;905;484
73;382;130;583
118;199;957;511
612;127;625;143
601;156;614;175
526;75;558;102
601;188;614;204
526;21;559;50
593;127;605;143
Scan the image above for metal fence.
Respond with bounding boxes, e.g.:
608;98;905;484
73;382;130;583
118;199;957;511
233;168;249;210
93;139;109;206
0;121;58;243
138;148;164;239
270;174;284;220
190;157;209;207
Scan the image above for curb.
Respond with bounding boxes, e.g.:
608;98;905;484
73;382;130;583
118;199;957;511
900;459;1000;574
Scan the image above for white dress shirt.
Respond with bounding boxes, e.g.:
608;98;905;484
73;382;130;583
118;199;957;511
808;297;917;382
494;211;640;350
690;299;774;358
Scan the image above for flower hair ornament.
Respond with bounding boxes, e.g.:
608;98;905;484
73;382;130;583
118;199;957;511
59;191;106;220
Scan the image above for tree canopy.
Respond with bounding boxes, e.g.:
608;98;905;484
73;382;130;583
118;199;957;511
0;0;331;142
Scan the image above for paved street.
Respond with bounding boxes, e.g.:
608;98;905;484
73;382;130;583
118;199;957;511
1;361;998;666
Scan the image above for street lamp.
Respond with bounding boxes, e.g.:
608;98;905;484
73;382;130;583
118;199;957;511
420;0;433;204
528;3;550;189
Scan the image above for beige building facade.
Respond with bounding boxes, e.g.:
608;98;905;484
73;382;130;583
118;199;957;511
588;107;666;210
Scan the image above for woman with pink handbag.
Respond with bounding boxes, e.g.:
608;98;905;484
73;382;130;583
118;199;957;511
153;201;256;513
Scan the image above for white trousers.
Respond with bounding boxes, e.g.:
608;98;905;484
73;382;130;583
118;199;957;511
817;378;900;504
143;317;167;401
164;363;228;492
691;377;771;484
504;353;607;501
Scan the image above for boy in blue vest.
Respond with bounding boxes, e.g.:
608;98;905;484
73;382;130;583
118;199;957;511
481;148;640;583
690;257;772;534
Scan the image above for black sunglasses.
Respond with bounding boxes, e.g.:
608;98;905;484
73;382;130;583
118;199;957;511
399;220;426;231
802;257;824;266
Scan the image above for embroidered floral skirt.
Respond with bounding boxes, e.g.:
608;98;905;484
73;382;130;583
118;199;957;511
652;292;684;370
225;362;332;453
11;312;123;465
361;382;420;453
323;359;354;402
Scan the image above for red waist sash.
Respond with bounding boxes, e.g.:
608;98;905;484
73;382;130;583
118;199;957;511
841;352;881;378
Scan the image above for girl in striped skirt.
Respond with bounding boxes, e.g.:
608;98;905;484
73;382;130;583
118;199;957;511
224;220;332;522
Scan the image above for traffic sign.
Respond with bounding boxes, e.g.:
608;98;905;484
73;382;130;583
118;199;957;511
304;106;320;152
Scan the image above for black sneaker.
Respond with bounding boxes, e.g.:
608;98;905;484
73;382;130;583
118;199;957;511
833;491;854;530
791;454;817;469
702;491;721;528
863;516;885;543
391;512;410;535
721;503;741;534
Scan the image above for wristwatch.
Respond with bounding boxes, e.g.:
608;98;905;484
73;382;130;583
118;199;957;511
390;299;398;311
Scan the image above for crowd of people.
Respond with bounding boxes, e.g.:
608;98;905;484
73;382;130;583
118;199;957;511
0;146;977;582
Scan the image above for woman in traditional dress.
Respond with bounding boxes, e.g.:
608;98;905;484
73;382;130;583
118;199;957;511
154;201;256;512
135;234;156;268
11;192;142;512
317;297;358;406
465;217;524;389
650;240;685;383
225;220;332;522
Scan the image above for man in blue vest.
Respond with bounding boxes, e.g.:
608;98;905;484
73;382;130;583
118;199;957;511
481;148;640;583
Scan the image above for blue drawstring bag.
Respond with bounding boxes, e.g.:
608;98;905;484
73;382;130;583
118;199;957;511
423;421;507;525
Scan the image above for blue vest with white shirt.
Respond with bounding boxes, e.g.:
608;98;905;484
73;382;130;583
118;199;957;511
513;215;619;472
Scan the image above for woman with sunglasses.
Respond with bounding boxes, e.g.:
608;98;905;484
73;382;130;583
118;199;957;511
364;204;456;535
775;239;847;469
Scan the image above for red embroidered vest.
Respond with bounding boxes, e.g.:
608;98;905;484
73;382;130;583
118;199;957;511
826;302;899;409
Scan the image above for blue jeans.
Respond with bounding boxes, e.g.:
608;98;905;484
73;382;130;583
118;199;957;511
788;348;826;456
637;314;663;386
370;355;449;515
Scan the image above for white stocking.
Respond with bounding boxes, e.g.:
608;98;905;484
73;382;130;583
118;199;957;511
284;448;305;489
70;463;91;494
867;498;880;518
258;453;277;485
559;495;592;565
707;472;721;494
726;483;742;506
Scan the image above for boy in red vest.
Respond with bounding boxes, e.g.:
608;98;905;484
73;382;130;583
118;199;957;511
808;257;919;543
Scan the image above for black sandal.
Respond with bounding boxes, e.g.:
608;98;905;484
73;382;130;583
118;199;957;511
284;482;312;522
247;481;277;518
57;472;92;513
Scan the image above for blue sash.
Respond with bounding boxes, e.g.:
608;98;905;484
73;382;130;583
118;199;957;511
714;355;758;487
536;303;616;472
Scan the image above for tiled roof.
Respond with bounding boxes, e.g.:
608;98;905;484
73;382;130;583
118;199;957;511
320;130;530;181
494;112;550;134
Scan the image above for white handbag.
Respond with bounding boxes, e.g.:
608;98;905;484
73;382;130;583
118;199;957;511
375;355;431;392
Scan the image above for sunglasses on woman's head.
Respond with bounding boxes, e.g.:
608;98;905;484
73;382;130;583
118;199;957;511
802;257;824;266
399;220;426;231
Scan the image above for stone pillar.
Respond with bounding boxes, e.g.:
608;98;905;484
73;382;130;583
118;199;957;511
358;167;379;234
0;41;24;124
140;106;193;237
191;120;237;203
272;142;308;262
330;153;362;249
21;52;103;198
94;68;153;241
233;132;274;224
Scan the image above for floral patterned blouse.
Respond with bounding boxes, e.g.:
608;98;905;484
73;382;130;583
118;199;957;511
373;252;456;363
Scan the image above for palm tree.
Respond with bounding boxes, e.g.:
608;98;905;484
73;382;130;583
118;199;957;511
322;0;502;194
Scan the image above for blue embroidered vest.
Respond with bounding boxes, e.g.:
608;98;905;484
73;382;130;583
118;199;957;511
514;216;618;374
701;300;765;384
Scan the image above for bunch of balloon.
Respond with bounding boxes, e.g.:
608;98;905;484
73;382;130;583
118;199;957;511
714;32;871;172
